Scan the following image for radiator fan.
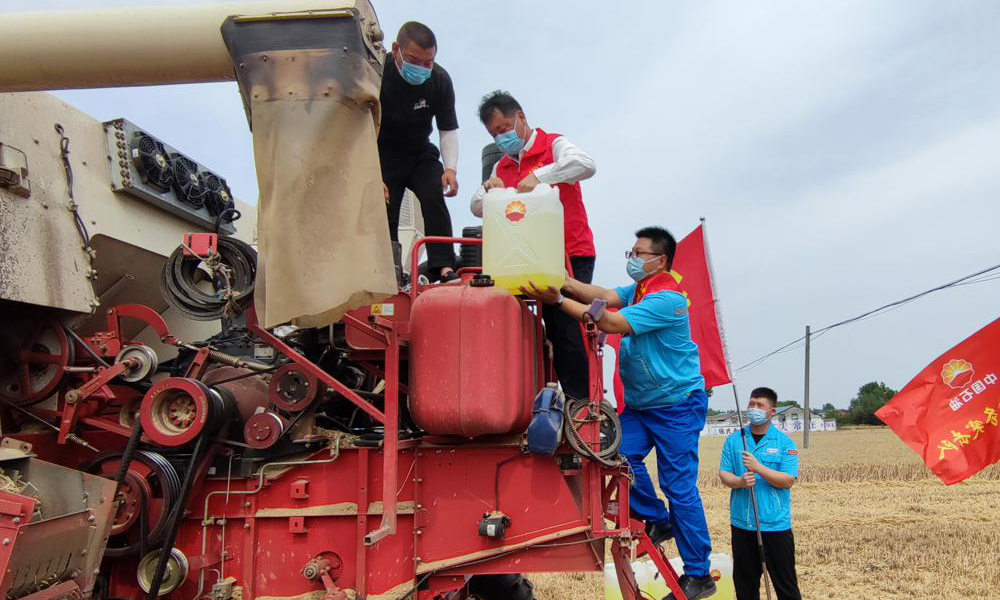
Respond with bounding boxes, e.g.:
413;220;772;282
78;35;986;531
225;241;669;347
200;172;235;217
131;134;173;191
169;154;208;208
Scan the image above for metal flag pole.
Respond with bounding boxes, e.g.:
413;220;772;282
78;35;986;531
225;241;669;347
731;384;774;600
700;217;774;600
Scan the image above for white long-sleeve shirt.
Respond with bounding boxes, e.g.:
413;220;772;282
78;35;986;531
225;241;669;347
470;129;596;217
439;129;458;171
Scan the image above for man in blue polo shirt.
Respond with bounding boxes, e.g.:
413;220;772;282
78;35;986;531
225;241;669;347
719;387;802;600
521;226;715;600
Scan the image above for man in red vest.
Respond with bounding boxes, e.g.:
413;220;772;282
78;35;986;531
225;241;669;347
470;90;597;401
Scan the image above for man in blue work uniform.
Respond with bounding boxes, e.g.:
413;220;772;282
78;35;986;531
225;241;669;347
719;387;802;600
520;226;715;600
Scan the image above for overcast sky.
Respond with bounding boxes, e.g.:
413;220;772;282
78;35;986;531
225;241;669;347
8;0;999;410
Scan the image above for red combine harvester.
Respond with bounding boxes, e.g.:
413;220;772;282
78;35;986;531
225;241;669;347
0;2;691;599
2;235;689;600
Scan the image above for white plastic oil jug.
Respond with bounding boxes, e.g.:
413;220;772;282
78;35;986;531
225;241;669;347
603;553;734;600
482;183;566;294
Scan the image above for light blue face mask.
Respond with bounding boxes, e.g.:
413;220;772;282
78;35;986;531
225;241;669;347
747;408;769;426
494;114;525;156
626;256;658;282
397;52;432;86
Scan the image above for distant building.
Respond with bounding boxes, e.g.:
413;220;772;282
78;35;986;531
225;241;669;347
705;412;744;437
772;406;837;433
701;406;837;436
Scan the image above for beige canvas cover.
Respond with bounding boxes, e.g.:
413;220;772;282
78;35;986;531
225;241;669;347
229;17;397;328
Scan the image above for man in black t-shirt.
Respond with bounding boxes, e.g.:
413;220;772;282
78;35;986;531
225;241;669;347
379;21;459;281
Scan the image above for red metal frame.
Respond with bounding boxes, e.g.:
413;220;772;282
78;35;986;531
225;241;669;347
247;305;387;425
6;236;691;600
409;236;482;300
85;304;178;358
246;303;403;549
57;361;128;445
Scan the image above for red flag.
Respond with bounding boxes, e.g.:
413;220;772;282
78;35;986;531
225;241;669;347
608;222;732;410
876;317;1000;485
672;223;732;388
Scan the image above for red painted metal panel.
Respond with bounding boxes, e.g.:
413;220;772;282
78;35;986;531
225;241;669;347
413;447;593;568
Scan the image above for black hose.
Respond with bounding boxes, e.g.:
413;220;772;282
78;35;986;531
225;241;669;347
213;207;241;234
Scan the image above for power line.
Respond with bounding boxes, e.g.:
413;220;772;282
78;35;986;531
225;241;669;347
735;260;1000;373
953;273;1000;287
736;336;807;373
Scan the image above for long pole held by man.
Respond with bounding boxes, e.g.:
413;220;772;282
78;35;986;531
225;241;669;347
721;387;803;600
731;386;774;600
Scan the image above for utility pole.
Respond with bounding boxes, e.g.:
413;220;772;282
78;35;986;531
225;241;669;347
803;325;811;449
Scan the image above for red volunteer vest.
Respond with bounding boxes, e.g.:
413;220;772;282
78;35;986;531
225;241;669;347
495;129;596;258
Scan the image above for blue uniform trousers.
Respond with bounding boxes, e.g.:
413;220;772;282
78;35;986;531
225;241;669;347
621;390;712;578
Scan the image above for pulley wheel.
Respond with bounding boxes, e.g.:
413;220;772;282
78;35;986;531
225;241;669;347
83;450;181;557
0;319;74;406
137;547;189;596
116;345;159;383
563;399;622;460
244;411;288;449
269;364;320;412
140;377;225;447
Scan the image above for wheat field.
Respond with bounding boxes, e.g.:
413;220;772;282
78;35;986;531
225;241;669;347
530;427;1000;600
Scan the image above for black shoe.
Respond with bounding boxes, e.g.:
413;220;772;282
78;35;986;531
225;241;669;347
665;574;717;600
646;520;674;545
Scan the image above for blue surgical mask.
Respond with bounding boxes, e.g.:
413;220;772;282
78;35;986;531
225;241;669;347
495;114;525;156
747;408;769;426
398;55;432;86
626;256;657;282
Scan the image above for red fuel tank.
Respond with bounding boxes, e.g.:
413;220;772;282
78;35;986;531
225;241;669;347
409;283;542;437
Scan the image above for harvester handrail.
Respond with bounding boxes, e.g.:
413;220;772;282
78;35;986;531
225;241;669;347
409;236;482;300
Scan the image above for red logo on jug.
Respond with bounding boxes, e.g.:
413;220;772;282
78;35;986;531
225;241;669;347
505;201;527;223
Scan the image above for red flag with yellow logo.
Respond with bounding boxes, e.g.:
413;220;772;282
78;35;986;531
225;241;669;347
876;317;1000;485
608;221;732;410
672;222;732;388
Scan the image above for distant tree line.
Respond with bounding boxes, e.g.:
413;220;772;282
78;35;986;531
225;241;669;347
838;381;898;425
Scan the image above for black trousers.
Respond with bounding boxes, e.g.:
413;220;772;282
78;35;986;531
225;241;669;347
542;256;595;401
383;155;454;273
731;525;802;600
